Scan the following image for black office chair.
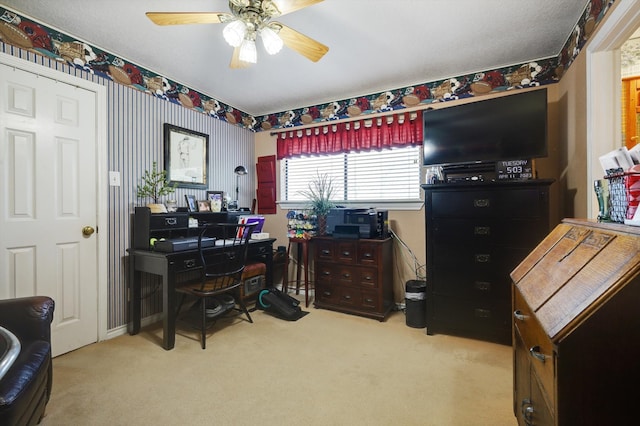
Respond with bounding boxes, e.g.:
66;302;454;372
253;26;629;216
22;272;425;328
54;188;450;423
175;222;258;349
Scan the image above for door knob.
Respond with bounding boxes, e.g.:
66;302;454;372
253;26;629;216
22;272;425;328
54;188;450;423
82;226;95;236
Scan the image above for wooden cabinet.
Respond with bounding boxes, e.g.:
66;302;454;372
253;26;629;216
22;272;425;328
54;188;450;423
511;219;640;425
313;237;393;320
423;180;552;344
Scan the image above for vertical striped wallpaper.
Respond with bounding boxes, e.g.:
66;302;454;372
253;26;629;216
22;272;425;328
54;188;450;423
1;43;256;330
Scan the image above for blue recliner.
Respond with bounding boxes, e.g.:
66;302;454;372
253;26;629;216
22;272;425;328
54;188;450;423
0;296;55;426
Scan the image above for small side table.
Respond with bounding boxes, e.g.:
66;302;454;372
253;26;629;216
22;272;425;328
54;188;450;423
283;237;312;307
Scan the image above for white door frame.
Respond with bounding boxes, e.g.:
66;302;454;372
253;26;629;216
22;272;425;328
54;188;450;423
0;51;108;343
587;0;640;218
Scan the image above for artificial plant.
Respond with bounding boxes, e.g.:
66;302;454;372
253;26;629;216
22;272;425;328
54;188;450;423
136;161;176;204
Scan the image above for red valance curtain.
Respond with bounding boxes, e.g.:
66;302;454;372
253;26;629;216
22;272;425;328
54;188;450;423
276;111;423;160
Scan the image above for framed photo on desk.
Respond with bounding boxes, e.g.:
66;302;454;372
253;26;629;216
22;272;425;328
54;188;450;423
206;190;224;212
164;123;209;189
185;194;197;212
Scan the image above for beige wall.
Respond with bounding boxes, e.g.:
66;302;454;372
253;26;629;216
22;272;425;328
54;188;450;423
555;53;589;220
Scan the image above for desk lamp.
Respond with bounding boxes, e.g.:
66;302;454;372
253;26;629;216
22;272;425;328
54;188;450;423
231;165;247;211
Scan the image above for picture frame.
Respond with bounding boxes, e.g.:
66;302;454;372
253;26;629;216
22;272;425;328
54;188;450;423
185;194;197;212
206;190;224;212
164;123;209;189
197;200;211;212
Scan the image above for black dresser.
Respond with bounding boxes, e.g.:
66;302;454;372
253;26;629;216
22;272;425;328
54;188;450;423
422;179;553;344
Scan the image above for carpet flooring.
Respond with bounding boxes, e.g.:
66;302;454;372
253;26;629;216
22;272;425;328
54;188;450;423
40;298;515;426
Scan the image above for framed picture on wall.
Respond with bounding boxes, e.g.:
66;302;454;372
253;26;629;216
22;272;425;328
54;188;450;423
164;123;209;189
206;190;224;212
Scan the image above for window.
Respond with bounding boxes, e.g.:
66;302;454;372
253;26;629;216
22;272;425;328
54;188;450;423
281;145;423;209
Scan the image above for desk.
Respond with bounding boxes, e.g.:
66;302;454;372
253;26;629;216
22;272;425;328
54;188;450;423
128;238;275;350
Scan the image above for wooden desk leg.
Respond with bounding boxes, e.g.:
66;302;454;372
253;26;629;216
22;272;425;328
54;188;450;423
283;242;291;293
302;241;309;307
264;248;274;288
162;264;176;351
129;255;141;335
295;243;302;295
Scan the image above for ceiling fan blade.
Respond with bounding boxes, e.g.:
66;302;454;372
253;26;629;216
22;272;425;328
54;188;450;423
230;47;252;69
269;0;324;17
272;23;329;62
145;12;232;26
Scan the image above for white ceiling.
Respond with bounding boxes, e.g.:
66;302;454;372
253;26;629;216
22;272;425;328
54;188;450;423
1;0;589;117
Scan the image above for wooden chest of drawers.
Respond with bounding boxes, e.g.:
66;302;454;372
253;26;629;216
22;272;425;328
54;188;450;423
423;180;552;344
313;237;393;320
511;219;640;425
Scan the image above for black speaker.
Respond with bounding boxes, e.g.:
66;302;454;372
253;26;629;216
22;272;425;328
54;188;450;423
377;210;389;238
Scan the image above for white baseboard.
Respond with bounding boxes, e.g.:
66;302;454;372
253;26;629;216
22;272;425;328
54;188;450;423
103;313;163;342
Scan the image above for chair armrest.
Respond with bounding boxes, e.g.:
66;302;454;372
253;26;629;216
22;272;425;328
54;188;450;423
0;296;54;343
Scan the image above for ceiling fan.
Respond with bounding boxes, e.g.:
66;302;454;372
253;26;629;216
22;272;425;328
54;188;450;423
146;0;329;68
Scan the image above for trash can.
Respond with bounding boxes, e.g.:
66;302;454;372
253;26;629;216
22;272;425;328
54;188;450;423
405;280;427;328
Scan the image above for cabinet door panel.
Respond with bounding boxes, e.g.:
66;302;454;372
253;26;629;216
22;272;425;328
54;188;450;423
432;189;544;218
357;242;379;264
315;263;333;285
357;267;379;289
434;245;530;272
514;331;531;426
513;290;555;408
432;295;511;333
338;287;360;307
315;239;334;261
432;218;547;247
335;241;357;264
432;269;510;300
316;283;339;304
360;290;380;311
335;265;356;285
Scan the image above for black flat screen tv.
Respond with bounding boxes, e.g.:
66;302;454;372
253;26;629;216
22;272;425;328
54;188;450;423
422;88;547;167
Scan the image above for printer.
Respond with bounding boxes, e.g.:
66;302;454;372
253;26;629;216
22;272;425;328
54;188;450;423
326;208;388;239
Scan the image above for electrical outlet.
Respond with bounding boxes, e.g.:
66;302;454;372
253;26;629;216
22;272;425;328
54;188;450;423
109;171;121;187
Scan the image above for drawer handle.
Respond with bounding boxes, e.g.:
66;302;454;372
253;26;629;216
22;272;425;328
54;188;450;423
323;291;332;296
513;310;527;321
321;249;331;255
363;253;373;259
529;346;547;363
322;271;331;277
475;254;491;263
363;275;373;281
474;226;490;236
473;199;490;208
184;259;197;268
343;295;351;300
474;308;491;318
341;251;351;257
474;281;491;291
165;217;178;226
365;298;374;303
521;399;534;424
342;273;351;279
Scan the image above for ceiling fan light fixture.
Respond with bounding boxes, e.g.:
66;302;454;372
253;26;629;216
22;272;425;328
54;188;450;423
239;37;257;63
223;19;246;47
260;26;283;55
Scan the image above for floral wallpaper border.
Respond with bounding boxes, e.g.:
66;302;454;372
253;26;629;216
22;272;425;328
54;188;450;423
0;0;614;133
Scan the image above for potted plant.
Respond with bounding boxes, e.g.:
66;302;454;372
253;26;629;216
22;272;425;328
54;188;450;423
299;172;336;235
136;161;177;213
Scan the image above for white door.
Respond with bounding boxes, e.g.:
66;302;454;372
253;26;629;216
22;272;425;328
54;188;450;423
0;62;99;356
